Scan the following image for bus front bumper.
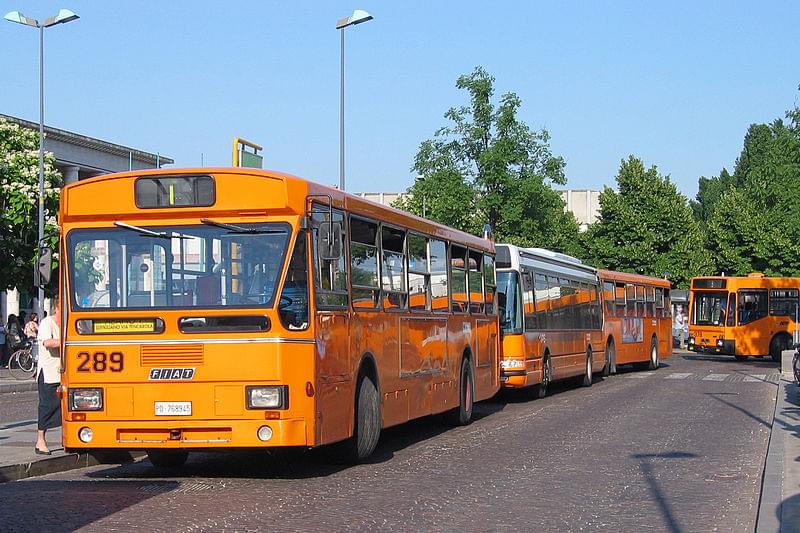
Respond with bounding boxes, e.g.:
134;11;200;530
688;337;735;355
62;417;309;451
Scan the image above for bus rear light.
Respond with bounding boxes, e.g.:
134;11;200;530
71;413;86;421
69;388;103;411
264;411;280;420
306;382;315;397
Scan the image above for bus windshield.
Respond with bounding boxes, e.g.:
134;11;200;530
67;222;291;310
692;291;728;326
497;271;523;334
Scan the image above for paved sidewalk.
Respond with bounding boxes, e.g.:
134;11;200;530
0;366;38;393
757;377;800;532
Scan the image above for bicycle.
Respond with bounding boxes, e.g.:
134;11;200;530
794;345;800;385
8;339;36;381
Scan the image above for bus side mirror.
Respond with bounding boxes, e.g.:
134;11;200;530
36;246;53;287
319;222;342;261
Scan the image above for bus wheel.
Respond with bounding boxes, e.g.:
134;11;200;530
146;449;188;468
648;337;660;370
734;355;748;361
448;356;474;426
770;334;792;363
535;355;552;399
582;349;593;387
342;372;381;463
602;340;616;377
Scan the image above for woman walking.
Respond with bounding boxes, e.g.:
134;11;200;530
35;299;61;455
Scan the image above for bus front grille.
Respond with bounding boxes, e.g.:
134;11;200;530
140;344;204;366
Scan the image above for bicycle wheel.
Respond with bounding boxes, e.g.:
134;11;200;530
9;349;35;380
794;352;800;385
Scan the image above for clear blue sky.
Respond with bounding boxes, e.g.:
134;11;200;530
2;1;798;199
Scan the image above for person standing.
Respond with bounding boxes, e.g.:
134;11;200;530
674;305;686;349
5;314;22;359
35;299;61;455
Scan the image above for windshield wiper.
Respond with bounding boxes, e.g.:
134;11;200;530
201;218;287;235
113;221;190;240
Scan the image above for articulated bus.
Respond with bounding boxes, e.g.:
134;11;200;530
58;168;499;465
495;244;604;396
598;270;673;374
687;274;800;361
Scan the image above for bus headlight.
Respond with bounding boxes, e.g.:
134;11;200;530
717;339;724;347
688;337;695;345
69;389;103;411
246;386;288;409
500;359;525;370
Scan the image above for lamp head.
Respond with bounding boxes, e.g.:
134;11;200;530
4;11;39;27
336;9;373;29
43;9;79;28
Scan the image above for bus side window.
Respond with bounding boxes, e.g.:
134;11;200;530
381;225;407;310
616;283;626;318
522;269;535;330
311;204;348;308
279;234;309;330
350;216;380;309
430;240;448;312
407;233;430;311
450;244;468;313
468;250;484;314
738;289;768;325
483;255;497;315
535;273;549;329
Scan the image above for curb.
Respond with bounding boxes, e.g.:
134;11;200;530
756;377;790;532
0;381;38;394
0;450;145;484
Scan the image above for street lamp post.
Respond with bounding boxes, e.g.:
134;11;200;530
336;9;372;192
4;9;79;316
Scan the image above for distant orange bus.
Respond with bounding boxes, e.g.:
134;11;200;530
597;270;673;374
688;274;800;361
496;244;604;396
58;168;499;465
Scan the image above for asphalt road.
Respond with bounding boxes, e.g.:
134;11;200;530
0;351;779;532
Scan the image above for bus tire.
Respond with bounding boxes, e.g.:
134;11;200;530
770;334;792;363
734;355;748;361
448;356;474;426
648;336;659;370
582;348;593;387
146;449;188;468
602;339;616;377
535;354;552;399
337;371;381;463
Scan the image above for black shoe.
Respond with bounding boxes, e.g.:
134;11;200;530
34;448;52;456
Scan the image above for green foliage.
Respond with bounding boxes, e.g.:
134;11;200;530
578;156;713;288
394;67;579;252
0;119;61;292
704;114;800;276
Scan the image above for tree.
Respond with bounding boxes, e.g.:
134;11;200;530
0;118;61;293
705;115;800;276
578;156;713;288
395;67;579;252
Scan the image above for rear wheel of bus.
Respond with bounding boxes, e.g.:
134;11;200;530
648;337;659;370
146;449;188;468
448;355;474;426
602;339;616;377
581;348;593;387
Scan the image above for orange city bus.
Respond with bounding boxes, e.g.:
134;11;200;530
57;168;499;465
597;270;673;374
495;244;604;396
687;274;800;361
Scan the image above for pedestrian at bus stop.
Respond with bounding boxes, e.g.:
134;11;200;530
674;305;686;348
35;298;61;455
0;316;7;368
24;312;40;362
5;314;22;357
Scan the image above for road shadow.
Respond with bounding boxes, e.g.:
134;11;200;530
0;479;179;530
631;451;698;533
682;354;776;368
704;392;772;429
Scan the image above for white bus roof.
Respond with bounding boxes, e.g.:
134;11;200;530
496;243;598;282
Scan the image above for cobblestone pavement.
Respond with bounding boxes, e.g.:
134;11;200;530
0;352;777;532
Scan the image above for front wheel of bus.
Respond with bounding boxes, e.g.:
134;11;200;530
335;371;381;464
770;334;791;363
582;349;593;387
536;355;551;399
146;449;188;468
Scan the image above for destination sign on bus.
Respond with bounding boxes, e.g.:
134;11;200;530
94;319;156;333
